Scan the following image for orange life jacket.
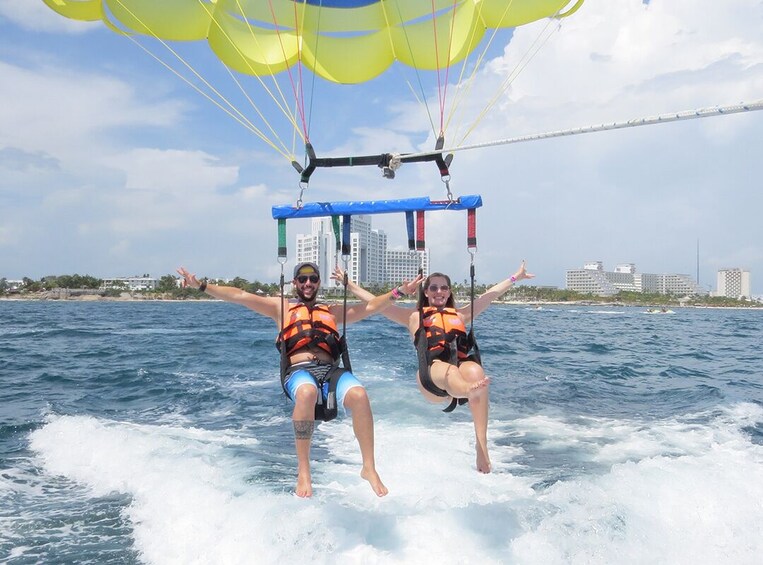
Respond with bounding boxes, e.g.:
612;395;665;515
420;306;470;360
276;302;342;360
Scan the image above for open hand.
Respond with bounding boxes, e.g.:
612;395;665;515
176;266;201;289
399;273;424;296
513;260;535;282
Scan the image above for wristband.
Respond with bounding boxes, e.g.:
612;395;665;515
390;287;403;299
510;275;517;283
199;280;208;293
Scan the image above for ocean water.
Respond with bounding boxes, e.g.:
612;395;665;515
1;300;762;564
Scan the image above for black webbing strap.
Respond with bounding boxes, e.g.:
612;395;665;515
279;269;289;395
340;270;352;373
295;141;453;183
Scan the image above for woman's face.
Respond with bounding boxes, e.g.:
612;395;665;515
424;275;451;307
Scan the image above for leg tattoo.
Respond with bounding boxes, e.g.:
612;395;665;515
294;420;314;440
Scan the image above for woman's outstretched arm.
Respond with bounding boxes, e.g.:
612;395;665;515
460;260;535;319
331;267;414;326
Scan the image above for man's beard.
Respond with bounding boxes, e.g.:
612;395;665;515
295;287;317;302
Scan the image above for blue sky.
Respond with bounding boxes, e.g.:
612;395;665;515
1;1;761;294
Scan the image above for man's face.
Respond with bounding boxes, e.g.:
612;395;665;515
294;272;320;302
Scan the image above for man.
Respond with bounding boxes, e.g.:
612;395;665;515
176;262;421;498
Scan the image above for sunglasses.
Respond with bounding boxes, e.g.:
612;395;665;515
428;284;450;292
296;274;319;284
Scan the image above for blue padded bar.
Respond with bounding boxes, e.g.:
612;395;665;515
272;195;482;219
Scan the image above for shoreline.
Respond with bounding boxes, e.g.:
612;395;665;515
2;294;761;310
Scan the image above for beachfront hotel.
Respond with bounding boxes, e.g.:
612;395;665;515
716;268;751;299
294;215;430;288
565;262;704;297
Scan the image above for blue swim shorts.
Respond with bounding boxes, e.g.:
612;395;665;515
283;361;363;413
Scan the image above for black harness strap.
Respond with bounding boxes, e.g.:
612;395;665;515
313;364;347;422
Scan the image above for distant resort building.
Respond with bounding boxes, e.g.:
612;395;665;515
716;268;751;299
2;279;24;292
101;276;158;292
565;261;704;297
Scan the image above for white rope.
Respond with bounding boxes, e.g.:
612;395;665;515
401;100;763;161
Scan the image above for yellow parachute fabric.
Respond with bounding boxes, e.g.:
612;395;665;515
43;0;583;84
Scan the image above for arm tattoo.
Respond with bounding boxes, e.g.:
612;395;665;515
293;420;315;440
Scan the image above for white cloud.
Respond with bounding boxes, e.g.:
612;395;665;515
105;148;239;194
0;60;187;176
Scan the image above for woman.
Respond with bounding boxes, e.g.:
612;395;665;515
339;260;533;473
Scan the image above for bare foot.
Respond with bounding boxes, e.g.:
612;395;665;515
296;471;312;498
476;443;492;474
361;467;389;497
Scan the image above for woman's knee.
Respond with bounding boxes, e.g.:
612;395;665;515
460;362;486;383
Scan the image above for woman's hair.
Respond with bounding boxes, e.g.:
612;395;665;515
417;272;455;309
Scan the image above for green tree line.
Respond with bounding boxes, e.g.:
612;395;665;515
1;275;758;307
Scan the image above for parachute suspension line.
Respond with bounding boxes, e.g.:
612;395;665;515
291;0;310;143
459;14;560;146
120;36;285;157
208;0;303;151
260;0;314;175
400;100;763;161
377;2;429;127
303;0;325;147
265;0;309;143
289;1;453;183
444;0;521;138
429;0;459;135
390;0;438;139
442;0;493;137
221;0;307;147
113;4;293;161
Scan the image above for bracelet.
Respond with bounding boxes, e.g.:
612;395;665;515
510;275;517;283
199;280;208;293
390;287;403;300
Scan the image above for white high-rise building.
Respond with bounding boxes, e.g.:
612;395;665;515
717;268;751;299
294;215;428;287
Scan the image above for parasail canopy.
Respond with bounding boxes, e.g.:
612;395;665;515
43;0;583;83
43;0;585;183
